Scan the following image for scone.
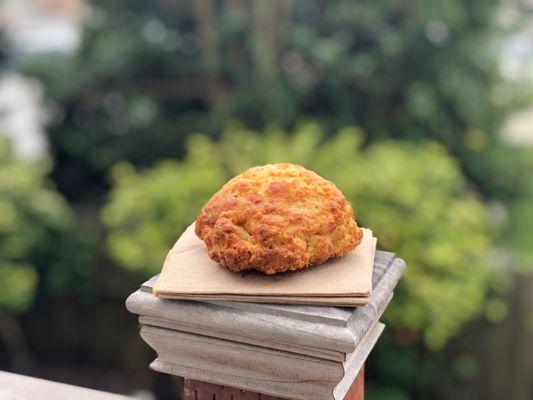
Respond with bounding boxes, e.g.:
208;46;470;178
195;163;363;274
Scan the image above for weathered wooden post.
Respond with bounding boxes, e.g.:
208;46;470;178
126;251;405;400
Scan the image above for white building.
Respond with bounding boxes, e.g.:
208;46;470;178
0;0;86;160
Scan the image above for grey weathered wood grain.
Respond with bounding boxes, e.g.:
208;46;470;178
127;251;406;400
347;258;405;339
334;322;385;399
144;322;384;400
138;315;345;361
128;290;357;356
0;371;131;400
126;251;404;361
141;325;344;381
372;251;396;286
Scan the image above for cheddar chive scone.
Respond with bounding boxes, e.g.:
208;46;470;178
195;163;363;274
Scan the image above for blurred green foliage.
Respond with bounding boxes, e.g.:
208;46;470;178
0;139;95;314
0;139;65;312
102;147;225;273
102;123;497;348
5;0;532;397
22;0;525;203
504;147;533;270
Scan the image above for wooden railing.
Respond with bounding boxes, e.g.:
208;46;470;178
0;371;131;400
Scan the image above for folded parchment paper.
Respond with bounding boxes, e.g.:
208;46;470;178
153;224;376;306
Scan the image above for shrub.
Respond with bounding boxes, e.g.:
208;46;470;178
23;0;521;203
0;140;73;313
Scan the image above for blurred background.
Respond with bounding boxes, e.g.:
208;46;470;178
0;0;532;399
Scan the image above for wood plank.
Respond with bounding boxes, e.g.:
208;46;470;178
128;292;357;355
138;315;345;361
0;371;131;400
145;323;384;400
141;325;345;384
126;252;404;360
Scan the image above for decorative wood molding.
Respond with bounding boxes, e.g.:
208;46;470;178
127;251;406;399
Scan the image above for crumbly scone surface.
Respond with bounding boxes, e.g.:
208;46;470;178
195;163;363;274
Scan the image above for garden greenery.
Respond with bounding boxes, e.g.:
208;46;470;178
24;0;522;205
0;140;73;312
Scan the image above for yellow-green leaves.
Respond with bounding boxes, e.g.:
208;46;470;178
0;139;74;313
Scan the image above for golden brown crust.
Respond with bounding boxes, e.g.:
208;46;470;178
195;163;363;274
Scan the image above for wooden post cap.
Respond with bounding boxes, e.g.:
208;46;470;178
126;251;405;400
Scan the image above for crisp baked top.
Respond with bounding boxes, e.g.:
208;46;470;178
195;163;363;274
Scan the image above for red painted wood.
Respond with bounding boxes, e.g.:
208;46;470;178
343;365;364;400
184;379;283;399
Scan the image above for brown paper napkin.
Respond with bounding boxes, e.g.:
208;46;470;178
153;223;376;306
